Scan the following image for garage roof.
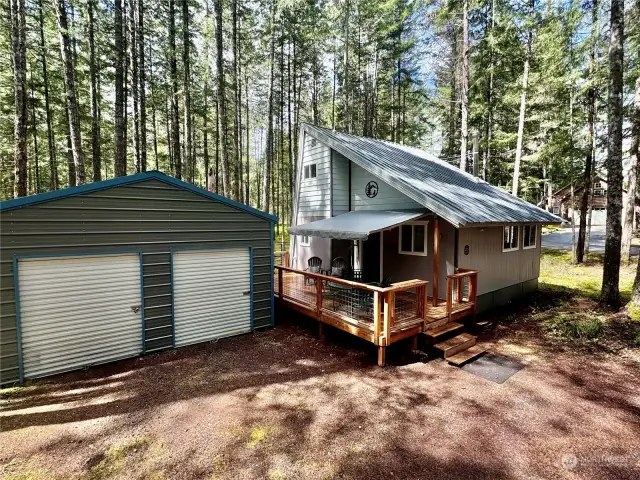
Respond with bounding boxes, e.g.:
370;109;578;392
0;171;279;223
303;124;563;228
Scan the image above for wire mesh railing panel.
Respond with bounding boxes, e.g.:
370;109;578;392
394;288;419;323
283;272;317;309
322;282;375;326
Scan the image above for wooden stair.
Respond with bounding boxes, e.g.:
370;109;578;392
424;321;464;338
446;344;486;366
434;333;476;358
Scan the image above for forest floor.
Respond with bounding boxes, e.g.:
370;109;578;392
1;251;639;480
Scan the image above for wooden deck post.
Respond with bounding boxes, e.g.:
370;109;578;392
433;218;440;307
378;346;386;367
373;291;381;342
456;277;463;303
278;267;283;299
315;279;323;314
446;276;453;321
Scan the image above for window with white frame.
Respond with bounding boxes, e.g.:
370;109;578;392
552;206;560;215
523;224;537;249
300;235;311;246
503;225;520;252
399;222;428;256
594;182;606;196
303;164;317;180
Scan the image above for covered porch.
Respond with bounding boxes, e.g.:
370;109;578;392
280;210;479;365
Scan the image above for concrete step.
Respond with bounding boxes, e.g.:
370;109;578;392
424;322;464;339
434;333;476;358
446;345;486;366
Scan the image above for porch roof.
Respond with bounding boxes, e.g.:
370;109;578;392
288;209;427;241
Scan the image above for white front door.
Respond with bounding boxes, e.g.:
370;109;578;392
17;254;143;379
172;248;251;347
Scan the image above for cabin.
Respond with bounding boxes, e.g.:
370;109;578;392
551;175;609;226
0;171;277;385
275;124;562;366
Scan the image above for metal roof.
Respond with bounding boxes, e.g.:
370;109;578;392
0;171;279;223
302;124;563;228
288;209;427;240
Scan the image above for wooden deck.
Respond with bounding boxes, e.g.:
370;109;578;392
274;266;478;365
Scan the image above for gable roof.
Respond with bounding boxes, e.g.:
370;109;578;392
0;171;279;223
302;124;562;227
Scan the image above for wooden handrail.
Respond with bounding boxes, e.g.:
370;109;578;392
274;265;427;293
444;269;479;317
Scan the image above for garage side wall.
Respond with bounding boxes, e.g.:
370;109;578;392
0;178;273;385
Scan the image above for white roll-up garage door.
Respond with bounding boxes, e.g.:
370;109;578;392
172;248;251;347
17;253;143;379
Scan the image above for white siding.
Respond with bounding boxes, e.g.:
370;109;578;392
297;135;331;219
332;151;350;216
173;248;251;346
351;163;423;211
17;254;143;379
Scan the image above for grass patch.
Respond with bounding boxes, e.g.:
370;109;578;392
0;386;25;398
88;436;151;480
539;248;635;302
542;312;604;341
1;469;51;480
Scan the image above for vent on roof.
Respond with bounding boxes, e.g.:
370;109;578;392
311;138;317;147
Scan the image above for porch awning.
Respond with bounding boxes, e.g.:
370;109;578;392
288;209;428;241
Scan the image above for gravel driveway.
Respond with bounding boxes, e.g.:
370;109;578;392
542;226;639;256
1;314;639;480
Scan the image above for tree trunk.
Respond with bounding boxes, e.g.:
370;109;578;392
459;0;469;171
447;24;458;158
138;0;147;172
54;0;85;185
128;0;140;173
38;0;57;190
114;0;126;176
30;76;40;193
245;70;250;204
169;0;181;179
214;0;230;196
577;0;599;263
600;0;624;309
10;0;27;197
182;0;192;182
288;44;294;222
512;0;534;196
204;82;210;191
232;0;240;199
88;0;101;182
625;64;640;268
483;0;495;182
263;0;276;212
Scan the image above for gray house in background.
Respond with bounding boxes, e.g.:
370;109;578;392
0;171;277;385
289;124;562;313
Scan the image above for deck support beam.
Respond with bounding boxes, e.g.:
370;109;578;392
378;346;386;366
433;218;440;307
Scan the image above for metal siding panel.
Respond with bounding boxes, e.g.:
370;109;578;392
0;179;273;384
173;248;251;346
17;254;143;379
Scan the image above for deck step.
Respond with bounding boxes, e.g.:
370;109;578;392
424;317;450;330
434;333;476;358
446;345;486;366
424;322;463;338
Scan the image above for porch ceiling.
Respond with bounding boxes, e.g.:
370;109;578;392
288;209;428;240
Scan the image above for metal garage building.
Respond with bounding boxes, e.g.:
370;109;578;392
0;171;277;385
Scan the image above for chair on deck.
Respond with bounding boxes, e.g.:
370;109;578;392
304;256;323;286
329;257;350;279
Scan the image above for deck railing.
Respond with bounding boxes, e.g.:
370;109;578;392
274;265;428;346
445;268;479;319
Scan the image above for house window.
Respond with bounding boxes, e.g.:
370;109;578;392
300;235;311;246
552;206;560;215
523;224;537;249
398;222;428;256
304;164;317;180
503;225;520;252
594;182;605;196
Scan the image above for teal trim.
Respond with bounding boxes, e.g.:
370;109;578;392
169;245;255;338
12;250;145;384
12;255;25;384
270;222;275;326
1;171;279;223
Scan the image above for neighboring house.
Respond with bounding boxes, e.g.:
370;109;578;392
0;171;277;385
551;175;609;226
288;124;562;315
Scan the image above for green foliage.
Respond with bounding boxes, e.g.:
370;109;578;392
542;312;604;341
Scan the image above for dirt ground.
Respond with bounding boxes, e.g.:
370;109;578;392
1;308;639;480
